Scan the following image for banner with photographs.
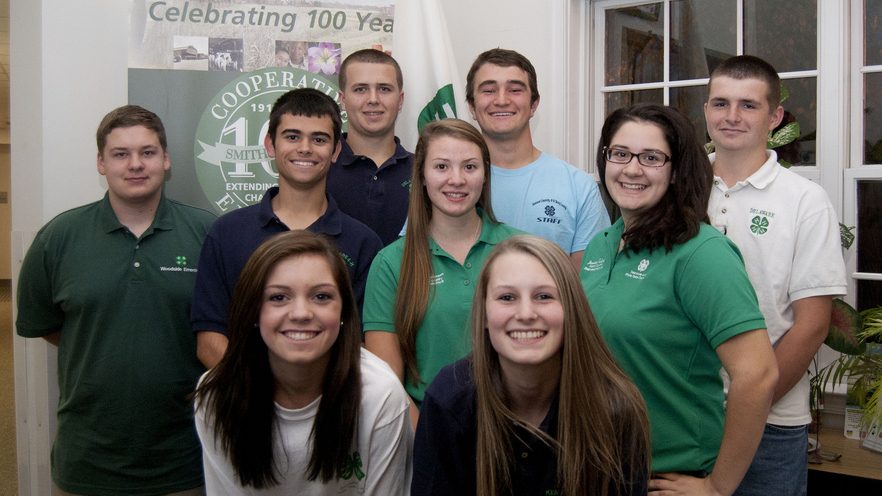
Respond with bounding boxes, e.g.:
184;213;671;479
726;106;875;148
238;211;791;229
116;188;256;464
128;0;394;213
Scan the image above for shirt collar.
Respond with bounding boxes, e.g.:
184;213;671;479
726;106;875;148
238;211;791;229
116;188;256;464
336;133;412;168
98;192;171;234
257;186;342;235
709;150;780;191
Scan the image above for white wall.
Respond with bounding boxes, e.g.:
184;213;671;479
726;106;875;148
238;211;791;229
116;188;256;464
11;0;130;493
441;0;586;167
10;0;577;493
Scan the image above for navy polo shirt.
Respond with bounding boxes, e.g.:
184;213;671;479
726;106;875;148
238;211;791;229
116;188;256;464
191;186;382;335
327;134;414;246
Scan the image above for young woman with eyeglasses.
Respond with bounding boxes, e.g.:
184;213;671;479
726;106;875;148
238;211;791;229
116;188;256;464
580;104;778;496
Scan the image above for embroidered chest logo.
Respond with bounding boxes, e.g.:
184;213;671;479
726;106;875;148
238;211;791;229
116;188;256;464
533;198;565;224
401;179;412;191
339;251;355;268
582;258;606;272
625;259;650;280
337;451;365;481
429;272;445;286
750;215;770;236
160;255;198;273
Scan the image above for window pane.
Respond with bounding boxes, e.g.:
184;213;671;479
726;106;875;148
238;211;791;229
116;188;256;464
867;0;882;66
605;3;664;85
603;89;664;117
857;281;882;310
866;73;882;165
857;180;882;309
669;85;709;145
744;0;817;72
670;0;736;81
777;77;817;166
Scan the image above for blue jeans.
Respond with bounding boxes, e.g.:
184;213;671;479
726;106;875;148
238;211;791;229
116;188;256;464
734;423;808;496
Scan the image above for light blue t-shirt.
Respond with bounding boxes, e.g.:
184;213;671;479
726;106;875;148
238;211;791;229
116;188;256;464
490;152;609;254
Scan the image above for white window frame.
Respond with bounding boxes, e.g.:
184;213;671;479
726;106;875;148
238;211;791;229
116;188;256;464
586;0;848;214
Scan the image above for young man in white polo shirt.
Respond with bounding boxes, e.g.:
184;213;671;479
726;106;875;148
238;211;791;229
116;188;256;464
705;55;846;496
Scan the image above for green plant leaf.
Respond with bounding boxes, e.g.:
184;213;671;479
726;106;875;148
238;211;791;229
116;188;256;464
704;141;715;154
840;223;855;250
780;83;790;104
825;298;866;355
767;122;800;149
859;309;882;343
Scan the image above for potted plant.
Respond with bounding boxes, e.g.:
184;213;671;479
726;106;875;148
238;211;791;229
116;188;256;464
813;300;882;429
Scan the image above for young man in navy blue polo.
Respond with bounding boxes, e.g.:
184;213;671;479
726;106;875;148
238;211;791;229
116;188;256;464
327;49;413;246
192;88;383;368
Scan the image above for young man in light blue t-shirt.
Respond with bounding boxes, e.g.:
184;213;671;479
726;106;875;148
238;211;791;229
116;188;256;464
465;48;609;266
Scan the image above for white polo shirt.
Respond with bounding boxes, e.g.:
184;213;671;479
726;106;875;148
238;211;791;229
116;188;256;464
708;150;847;426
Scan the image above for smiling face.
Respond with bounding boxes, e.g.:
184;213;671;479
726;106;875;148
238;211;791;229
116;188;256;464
259;254;342;373
275;49;291;67
604;120;673;227
97;125;170;207
423;135;486;221
468;63;538;142
341;61;403;139
264;113;342;191
485;251;564;372
704;75;783;155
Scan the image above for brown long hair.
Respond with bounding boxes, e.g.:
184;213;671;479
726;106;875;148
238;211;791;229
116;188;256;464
194;231;362;487
597;104;713;253
396;118;497;385
471;235;650;495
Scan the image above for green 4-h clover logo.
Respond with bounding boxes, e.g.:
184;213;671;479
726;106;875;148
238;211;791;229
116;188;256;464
176;256;188;267
750;215;770;235
337;451;365;481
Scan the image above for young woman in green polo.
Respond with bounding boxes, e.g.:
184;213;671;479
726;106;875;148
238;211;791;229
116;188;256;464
363;119;521;428
581;104;778;496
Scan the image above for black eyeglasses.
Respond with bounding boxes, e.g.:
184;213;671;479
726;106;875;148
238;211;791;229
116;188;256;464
603;147;671;169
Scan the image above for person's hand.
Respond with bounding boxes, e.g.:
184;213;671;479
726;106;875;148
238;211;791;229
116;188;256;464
648;472;725;496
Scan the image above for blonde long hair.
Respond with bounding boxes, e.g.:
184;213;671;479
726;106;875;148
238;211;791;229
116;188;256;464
395;119;497;385
471;235;651;495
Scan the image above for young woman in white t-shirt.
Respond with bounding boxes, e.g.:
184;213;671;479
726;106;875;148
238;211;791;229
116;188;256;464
194;230;411;495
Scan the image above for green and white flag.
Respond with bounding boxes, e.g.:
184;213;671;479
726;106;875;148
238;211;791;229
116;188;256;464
393;0;464;150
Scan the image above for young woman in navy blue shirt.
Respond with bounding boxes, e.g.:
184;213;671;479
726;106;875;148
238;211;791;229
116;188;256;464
413;235;650;495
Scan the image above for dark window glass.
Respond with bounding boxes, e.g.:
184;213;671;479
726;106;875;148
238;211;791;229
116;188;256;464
744;0;817;72
670;0;736;80
605;3;664;85
669;85;709;145
603;89;664;118
777;78;817;166
857;180;882;309
866;73;882;165
867;0;882;66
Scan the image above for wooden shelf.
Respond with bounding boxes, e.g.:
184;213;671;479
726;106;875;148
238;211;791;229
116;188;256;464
809;426;882;480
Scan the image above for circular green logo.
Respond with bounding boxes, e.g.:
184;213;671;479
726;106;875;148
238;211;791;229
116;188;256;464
194;68;344;212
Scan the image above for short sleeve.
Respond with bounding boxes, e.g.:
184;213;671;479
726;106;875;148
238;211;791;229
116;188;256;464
362;248;399;333
190;230;234;335
16;232;64;337
789;195;847;300
572;173;611;253
675;235;766;349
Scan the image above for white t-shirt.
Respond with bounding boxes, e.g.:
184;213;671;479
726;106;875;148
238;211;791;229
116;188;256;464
709;150;847;425
196;348;413;495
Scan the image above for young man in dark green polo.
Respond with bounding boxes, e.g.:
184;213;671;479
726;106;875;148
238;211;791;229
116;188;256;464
16;105;215;495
